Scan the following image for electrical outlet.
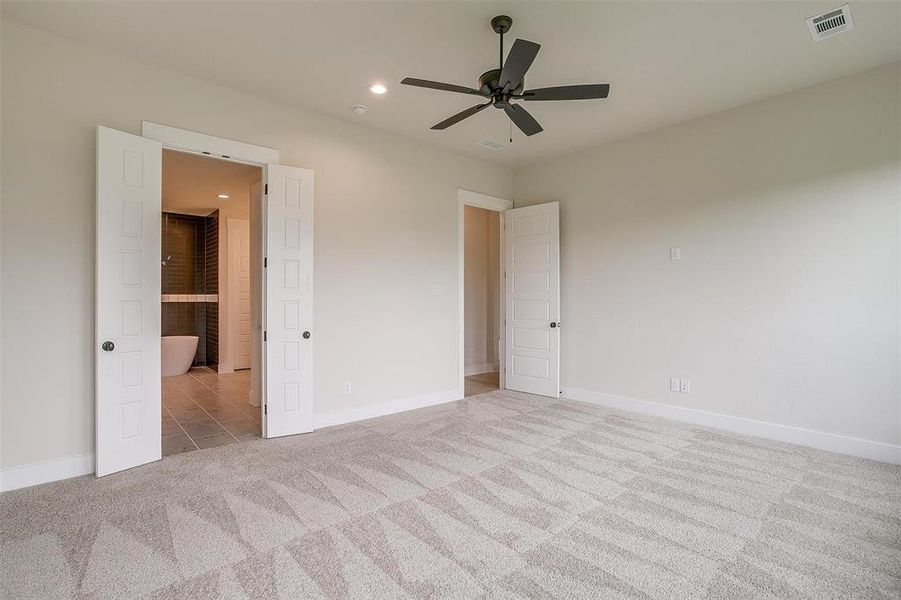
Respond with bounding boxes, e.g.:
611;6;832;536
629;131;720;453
679;379;690;394
669;377;680;392
344;381;352;394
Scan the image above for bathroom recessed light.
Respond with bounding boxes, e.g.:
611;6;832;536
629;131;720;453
217;193;230;199
369;83;387;95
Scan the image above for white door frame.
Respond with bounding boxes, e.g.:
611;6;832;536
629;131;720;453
457;189;513;397
142;122;279;165
142;121;277;423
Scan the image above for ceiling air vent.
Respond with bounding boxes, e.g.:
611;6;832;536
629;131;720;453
807;4;853;41
476;139;507;151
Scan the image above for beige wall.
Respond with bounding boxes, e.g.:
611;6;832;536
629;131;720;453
464;206;500;373
2;18;897;475
514;63;901;446
0;21;512;470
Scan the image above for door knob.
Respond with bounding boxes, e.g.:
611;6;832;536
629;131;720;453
550;322;558;328
302;331;311;339
101;341;115;352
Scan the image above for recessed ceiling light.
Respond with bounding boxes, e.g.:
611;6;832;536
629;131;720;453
217;193;230;199
369;83;387;95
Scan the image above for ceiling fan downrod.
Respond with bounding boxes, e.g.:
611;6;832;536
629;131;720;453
491;15;513;80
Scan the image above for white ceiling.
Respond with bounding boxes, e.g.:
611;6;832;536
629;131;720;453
162;150;260;218
4;1;899;167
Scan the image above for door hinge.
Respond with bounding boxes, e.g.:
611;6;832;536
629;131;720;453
264;331;267;342
264;257;267;268
264;404;267;415
264;184;268;195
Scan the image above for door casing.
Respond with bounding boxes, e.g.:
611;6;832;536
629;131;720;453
142;122;277;431
144;124;316;441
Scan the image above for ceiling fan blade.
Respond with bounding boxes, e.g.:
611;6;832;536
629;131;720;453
499;39;540;92
401;77;486;97
521;84;611;101
431;102;492;130
504;103;543;136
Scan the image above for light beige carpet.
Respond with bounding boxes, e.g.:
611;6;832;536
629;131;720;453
1;390;899;599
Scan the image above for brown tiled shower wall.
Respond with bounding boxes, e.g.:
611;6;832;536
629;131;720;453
204;214;219;366
161;211;219;367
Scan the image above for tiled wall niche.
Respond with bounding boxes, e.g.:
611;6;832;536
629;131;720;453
161;211;219;366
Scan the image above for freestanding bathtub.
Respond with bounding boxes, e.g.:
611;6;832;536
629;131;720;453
161;336;199;377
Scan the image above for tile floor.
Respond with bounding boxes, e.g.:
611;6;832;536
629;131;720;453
162;367;260;456
464;371;499;397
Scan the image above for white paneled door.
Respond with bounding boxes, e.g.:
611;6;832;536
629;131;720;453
95;127;162;476
504;202;560;398
228;218;252;370
264;164;314;438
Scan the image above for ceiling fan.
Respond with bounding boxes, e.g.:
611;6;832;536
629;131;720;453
401;15;610;137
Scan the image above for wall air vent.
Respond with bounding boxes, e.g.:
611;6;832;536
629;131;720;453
476;139;507;151
807;4;853;41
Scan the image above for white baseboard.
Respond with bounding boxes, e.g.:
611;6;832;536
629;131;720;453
465;363;499;376
14;386;892;493
3;390;464;493
314;389;462;430
563;387;901;465
1;453;94;492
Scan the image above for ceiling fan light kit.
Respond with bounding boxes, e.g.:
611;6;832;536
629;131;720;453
401;15;611;137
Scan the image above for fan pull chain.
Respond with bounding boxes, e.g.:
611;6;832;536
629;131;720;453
509;119;513;144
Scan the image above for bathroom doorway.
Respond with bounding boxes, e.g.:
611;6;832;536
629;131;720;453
160;149;263;455
96;123;314;476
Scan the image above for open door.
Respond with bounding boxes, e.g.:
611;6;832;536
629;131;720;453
227;218;253;370
95;126;162;476
263;164;314;437
504;202;560;397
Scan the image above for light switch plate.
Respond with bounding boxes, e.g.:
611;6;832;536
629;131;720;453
670;248;681;261
670;377;680;392
679;379;690;393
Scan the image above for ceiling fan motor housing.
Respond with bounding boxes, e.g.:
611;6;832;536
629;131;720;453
479;69;523;104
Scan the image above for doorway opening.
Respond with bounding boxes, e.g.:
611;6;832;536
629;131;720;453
160;149;263;456
458;189;513;397
464;205;502;397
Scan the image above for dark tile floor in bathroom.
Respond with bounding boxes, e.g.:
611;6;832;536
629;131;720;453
162;367;260;456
